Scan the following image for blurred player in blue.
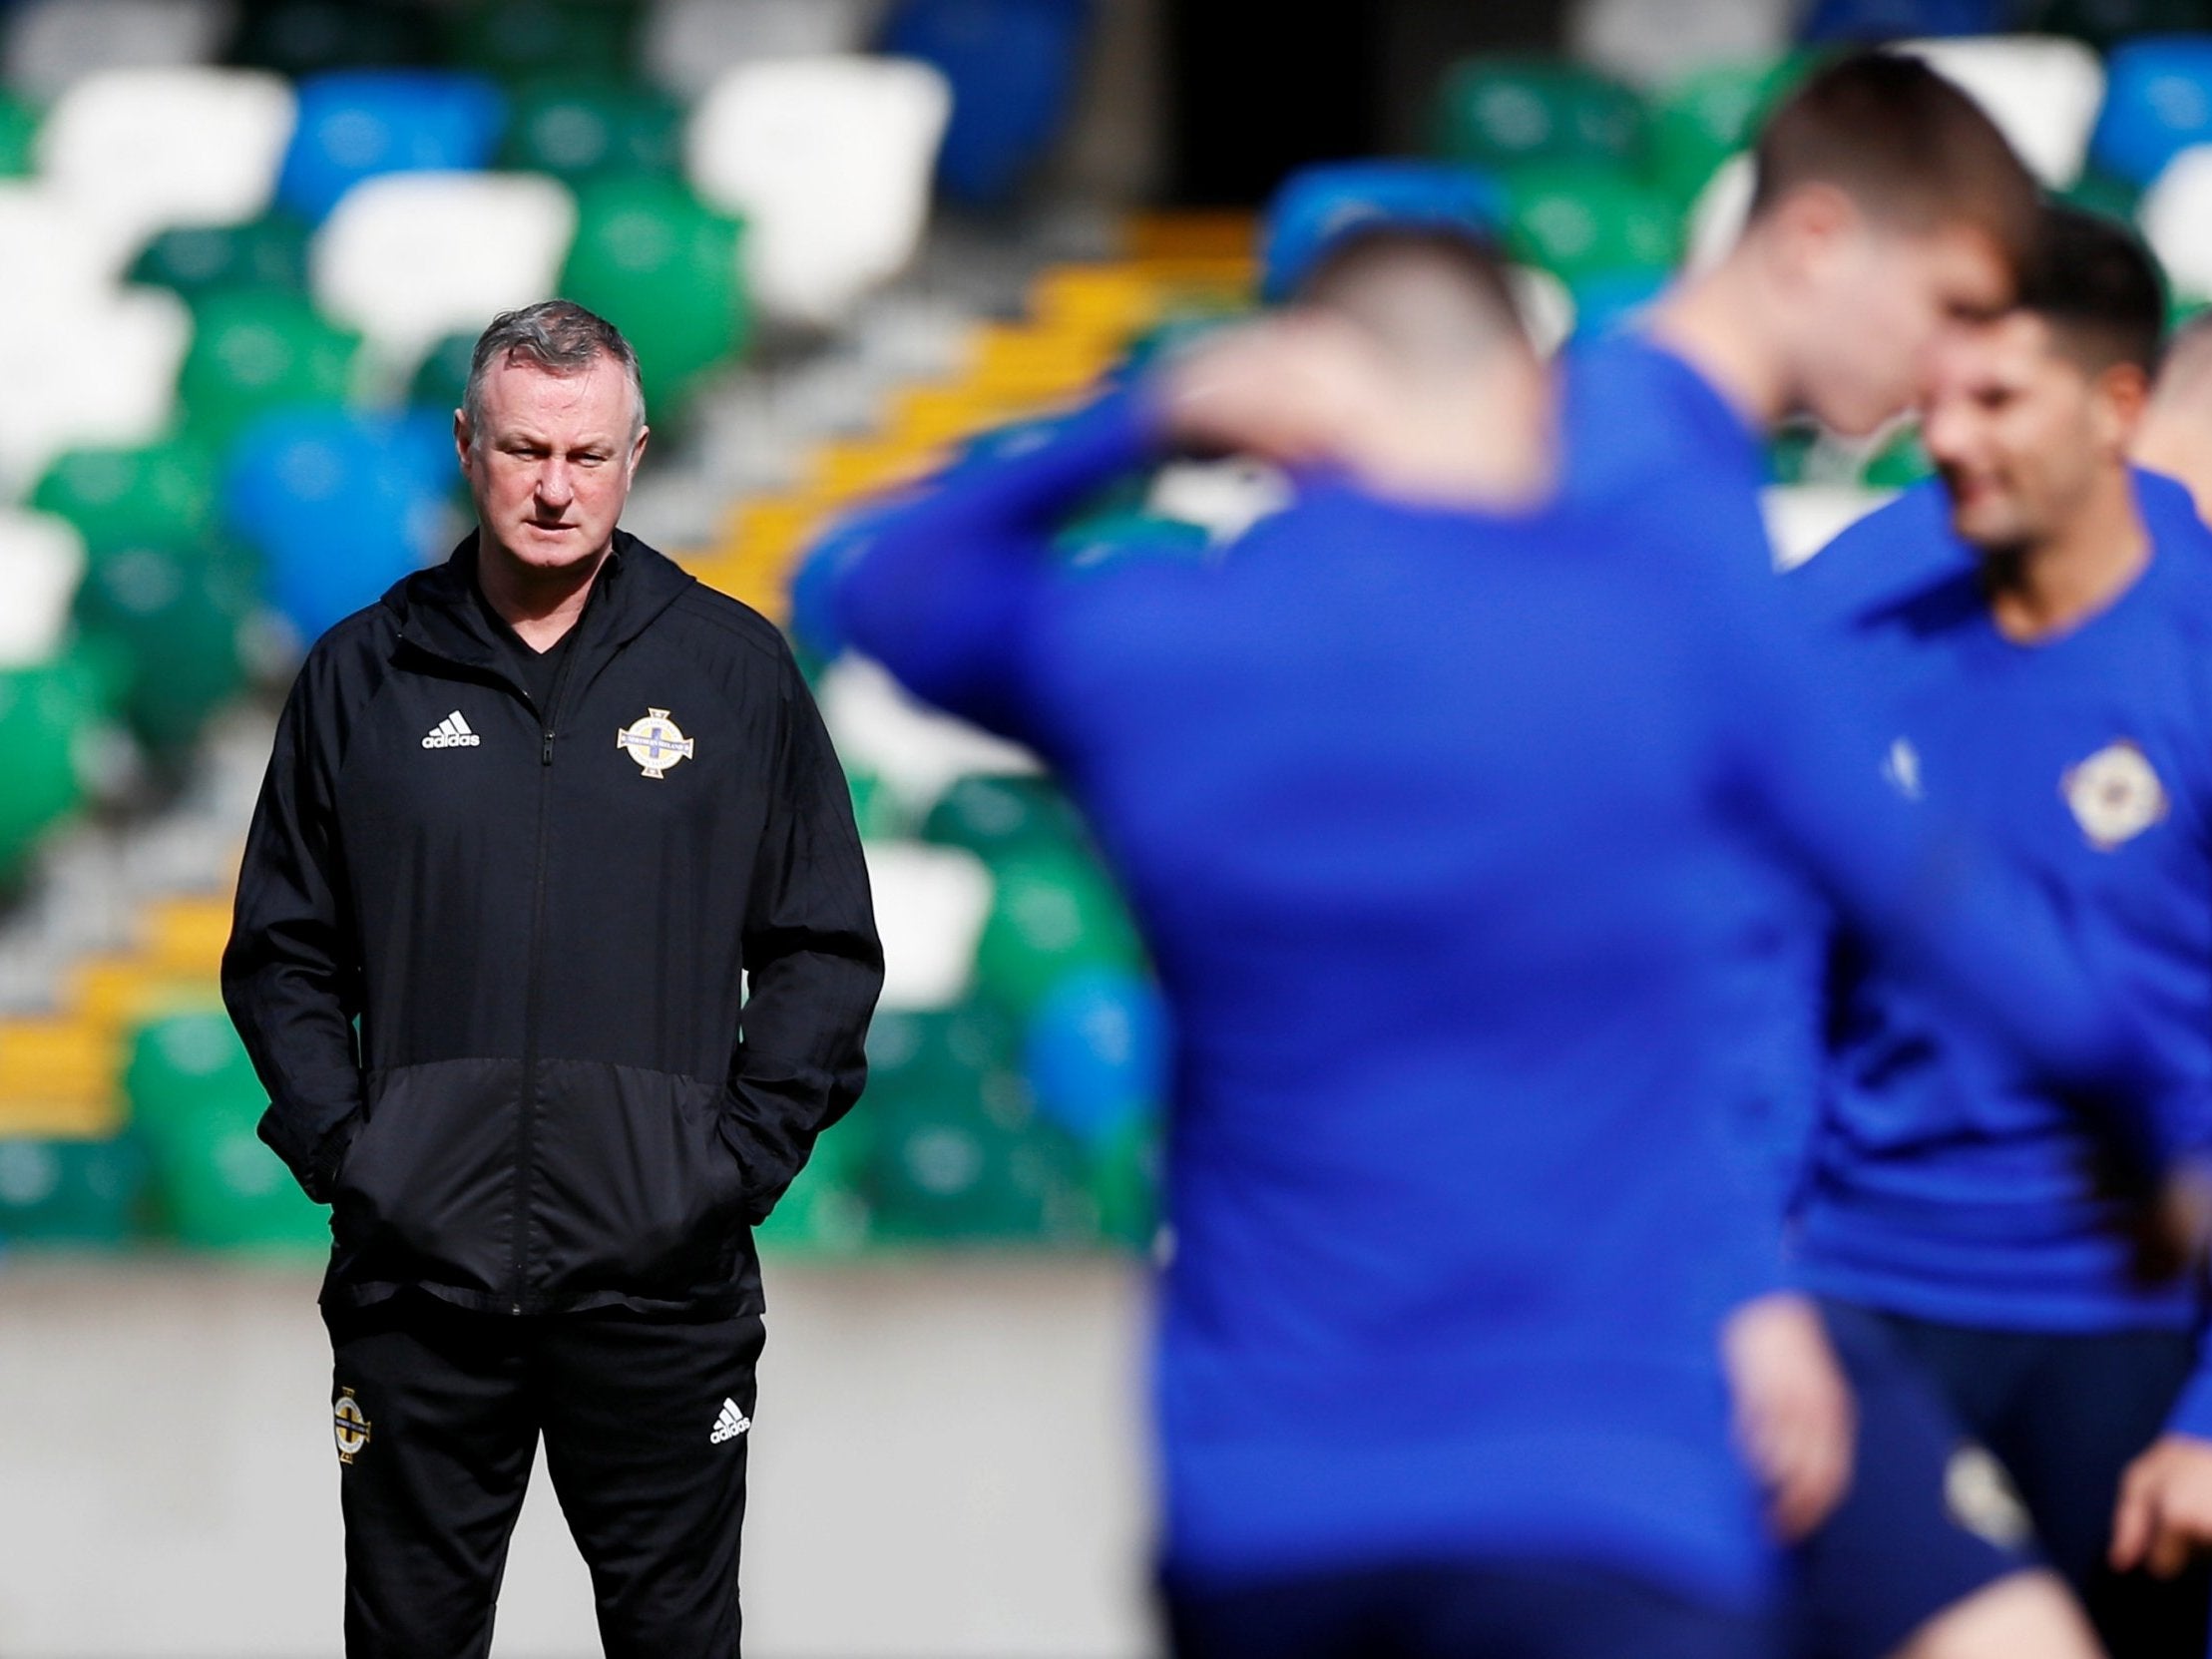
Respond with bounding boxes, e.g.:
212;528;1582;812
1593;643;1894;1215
1792;205;2212;1658
829;215;2185;1658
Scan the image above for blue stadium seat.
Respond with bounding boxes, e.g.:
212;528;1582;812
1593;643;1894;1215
222;408;454;643
881;0;1091;206
274;69;507;221
2091;37;2212;188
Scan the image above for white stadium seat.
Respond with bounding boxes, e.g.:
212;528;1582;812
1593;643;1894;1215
864;840;996;1012
815;654;1039;818
311;171;579;380
0;510;87;667
2;0;230;102
685;56;951;329
643;0;889;102
0;181;127;304
1684;152;1754;275
1763;484;1898;572
0;287;191;496
1569;0;1791;91
2139;146;2212;302
37;68;295;267
1902;36;2105;189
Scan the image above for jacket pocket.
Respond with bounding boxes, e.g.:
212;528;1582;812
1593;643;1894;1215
527;1059;747;1302
330;1058;523;1296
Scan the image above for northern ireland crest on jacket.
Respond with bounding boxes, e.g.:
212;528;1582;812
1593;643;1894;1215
618;708;694;778
2062;740;2166;850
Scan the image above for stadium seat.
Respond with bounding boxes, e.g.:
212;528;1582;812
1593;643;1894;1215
0;181;125;305
864;839;995;1011
1568;266;1670;335
1021;966;1166;1148
31;438;222;558
3;0;230;102
74;539;257;755
684;55;950;328
407;329;476;415
222;408;454;643
131;212;314;302
846;767;911;840
0;651;101;882
311;170;578;376
2139;145;2212;300
497;76;684;182
1087;1113;1157;1249
1764;483;1897;570
1510;264;1577;354
1142;459;1290;544
1433;57;1647;172
1648;57;1804;206
815;655;1042;812
0;90;34;176
0;287;191;494
1900;36;2104;187
641;0;887;102
973;845;1145;1016
881;0;1089;206
37;69;296;266
2090;37;2212;189
1797;0;2010;40
922;772;1091;860
439;0;642;84
0;510;85;667
750;1097;874;1253
1570;0;1793;93
0;1134;144;1245
224;0;437;78
274;70;507;223
559;173;748;415
1503;164;1681;283
1684;151;1755;273
175;287;362;446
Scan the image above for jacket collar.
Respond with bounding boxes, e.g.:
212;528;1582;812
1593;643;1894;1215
384;528;696;672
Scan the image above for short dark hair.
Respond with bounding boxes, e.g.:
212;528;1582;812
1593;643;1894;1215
1295;225;1529;364
462;299;646;450
2014;204;2166;377
1749;51;2038;275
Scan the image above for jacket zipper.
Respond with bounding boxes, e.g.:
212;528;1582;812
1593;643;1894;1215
509;644;582;1314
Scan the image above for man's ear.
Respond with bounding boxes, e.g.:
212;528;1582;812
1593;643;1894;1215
453;409;473;475
1757;181;1859;291
2095;362;2152;455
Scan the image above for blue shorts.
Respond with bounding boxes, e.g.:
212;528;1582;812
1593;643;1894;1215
1162;1559;1774;1659
1789;1302;2035;1659
1864;1304;2211;1659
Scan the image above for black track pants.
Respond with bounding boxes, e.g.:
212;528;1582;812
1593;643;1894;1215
325;1293;765;1659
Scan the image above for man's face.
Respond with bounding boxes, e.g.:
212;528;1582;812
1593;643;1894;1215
1793;214;2012;438
457;354;647;574
1923;312;2113;552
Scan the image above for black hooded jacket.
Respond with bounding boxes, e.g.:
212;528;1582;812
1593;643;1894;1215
222;532;882;1316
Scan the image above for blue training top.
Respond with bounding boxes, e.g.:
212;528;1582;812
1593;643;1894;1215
1789;475;2212;1436
831;386;2174;1607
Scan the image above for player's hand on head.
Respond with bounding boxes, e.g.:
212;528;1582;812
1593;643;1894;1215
1720;1292;1857;1542
1159;317;1386;468
2111;1434;2212;1578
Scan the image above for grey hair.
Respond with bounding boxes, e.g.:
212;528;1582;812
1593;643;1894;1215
461;299;647;452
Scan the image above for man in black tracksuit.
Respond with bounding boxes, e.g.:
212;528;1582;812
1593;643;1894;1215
221;300;882;1658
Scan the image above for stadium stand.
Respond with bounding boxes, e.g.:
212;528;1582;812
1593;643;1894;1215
6;0;2212;1268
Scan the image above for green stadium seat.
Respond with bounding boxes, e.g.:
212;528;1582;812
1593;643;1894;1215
1648;58;1802;206
1434;58;1646;172
125;1012;326;1251
1088;1115;1158;1252
31;439;223;557
0;92;36;178
130;215;314;304
74;541;259;756
846;768;910;842
558;175;748;419
175;288;362;446
1502;165;1683;284
442;4;642;86
972;847;1146;1016
2064;171;2143;227
0;1136;145;1246
0;654;102;885
1862;428;1934;490
922;773;1090;862
751;1102;875;1255
499;77;682;183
